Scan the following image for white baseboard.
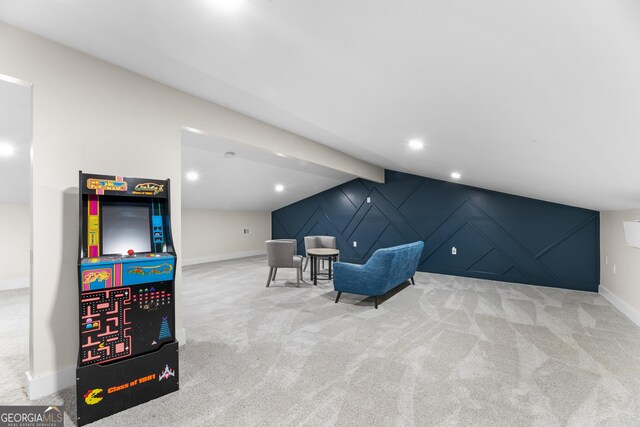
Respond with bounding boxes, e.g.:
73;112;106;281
0;276;29;291
25;366;75;400
599;285;640;327
26;329;187;400
182;249;265;266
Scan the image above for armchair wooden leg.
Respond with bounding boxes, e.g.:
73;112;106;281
335;291;342;303
374;296;379;309
303;257;309;272
272;268;277;281
411;276;415;285
296;267;301;287
266;267;273;287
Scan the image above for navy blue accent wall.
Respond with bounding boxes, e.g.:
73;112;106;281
272;170;599;292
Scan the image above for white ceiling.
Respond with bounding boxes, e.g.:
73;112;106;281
0;76;31;204
181;129;354;211
1;1;640;210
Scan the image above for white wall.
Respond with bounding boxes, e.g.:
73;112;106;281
0;22;383;398
182;209;270;264
600;209;640;326
0;203;30;290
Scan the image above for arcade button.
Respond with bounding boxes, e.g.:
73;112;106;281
127;249;134;256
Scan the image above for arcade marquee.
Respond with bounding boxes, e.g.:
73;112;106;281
76;172;179;425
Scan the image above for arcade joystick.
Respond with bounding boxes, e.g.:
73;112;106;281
127;249;134;256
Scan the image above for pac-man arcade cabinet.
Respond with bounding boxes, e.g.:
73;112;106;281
76;172;179;425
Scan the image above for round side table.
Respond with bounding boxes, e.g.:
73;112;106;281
307;248;339;286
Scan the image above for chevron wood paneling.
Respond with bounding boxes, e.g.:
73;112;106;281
272;170;599;292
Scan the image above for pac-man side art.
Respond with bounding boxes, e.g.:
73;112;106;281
84;388;103;405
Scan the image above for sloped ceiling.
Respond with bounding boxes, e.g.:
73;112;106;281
1;0;639;210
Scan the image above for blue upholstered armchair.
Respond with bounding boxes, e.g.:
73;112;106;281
333;241;424;308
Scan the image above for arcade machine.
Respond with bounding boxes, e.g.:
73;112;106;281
76;172;179;425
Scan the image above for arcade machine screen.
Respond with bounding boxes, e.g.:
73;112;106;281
102;204;151;255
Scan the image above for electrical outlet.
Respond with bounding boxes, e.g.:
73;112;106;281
452;246;457;255
366;197;371;203
353;241;357;247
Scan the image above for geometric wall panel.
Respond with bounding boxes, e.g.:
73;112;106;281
468;248;513;276
426;223;494;273
272;170;599;292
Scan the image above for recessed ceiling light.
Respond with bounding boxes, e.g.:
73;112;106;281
224;151;235;159
186;171;199;181
0;142;15;157
408;139;424;150
451;172;461;180
275;184;284;192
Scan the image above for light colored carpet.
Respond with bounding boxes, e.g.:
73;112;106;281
1;255;640;426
